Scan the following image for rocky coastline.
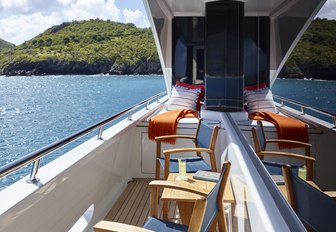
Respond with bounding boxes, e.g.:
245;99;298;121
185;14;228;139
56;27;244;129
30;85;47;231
2;59;335;80
0;58;162;76
279;63;336;80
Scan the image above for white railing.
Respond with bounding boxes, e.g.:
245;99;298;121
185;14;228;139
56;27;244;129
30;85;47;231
273;94;336;127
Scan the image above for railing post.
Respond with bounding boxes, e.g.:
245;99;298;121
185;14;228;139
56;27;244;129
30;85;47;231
27;159;40;183
146;101;150;110
157;96;160;103
333;116;336;127
301;106;305;115
97;126;103;140
128;111;132;120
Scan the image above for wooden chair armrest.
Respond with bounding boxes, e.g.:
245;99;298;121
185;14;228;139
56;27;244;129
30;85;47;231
163;147;212;155
266;139;312;148
265;151;315;181
324;191;336;198
155;135;195;141
94;221;153;232
259;151;315;161
149;180;208;197
306;181;321;190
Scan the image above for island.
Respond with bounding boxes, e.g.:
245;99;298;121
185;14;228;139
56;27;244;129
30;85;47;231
0;18;335;80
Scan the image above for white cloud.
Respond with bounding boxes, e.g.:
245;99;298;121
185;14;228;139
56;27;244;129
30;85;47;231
122;8;149;28
0;0;124;45
1;0;29;12
317;0;336;19
57;0;76;7
0;13;63;45
62;0;120;21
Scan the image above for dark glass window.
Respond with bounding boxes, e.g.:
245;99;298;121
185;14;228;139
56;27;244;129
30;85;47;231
172;17;205;84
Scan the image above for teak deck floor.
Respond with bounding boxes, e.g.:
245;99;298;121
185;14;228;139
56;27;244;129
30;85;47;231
104;178;181;227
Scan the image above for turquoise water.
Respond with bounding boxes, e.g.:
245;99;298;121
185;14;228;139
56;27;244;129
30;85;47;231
0;75;335;189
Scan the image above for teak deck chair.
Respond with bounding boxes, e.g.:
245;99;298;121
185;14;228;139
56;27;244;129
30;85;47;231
282;164;336;231
94;162;231;232
252;120;315;180
155;118;219;180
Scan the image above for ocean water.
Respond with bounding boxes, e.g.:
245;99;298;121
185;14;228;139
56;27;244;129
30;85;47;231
0;75;165;189
0;75;335;189
272;78;336;119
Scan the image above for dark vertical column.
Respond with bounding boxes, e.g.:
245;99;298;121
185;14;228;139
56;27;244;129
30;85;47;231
244;17;270;87
205;0;244;112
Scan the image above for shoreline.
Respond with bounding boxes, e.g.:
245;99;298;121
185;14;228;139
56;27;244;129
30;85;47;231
1;74;335;82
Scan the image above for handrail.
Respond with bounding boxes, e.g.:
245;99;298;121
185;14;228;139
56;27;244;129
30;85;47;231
0;91;167;182
273;94;336;126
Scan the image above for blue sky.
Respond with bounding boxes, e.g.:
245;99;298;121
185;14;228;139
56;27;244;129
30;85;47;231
0;0;335;46
115;0;145;12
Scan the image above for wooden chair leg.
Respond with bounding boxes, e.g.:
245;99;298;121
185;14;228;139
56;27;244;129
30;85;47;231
209;151;217;172
217;210;228;232
209;215;218;232
306;160;314;181
164;153;170;180
162;200;169;220
155;159;161;180
149;186;159;217
156;140;162;180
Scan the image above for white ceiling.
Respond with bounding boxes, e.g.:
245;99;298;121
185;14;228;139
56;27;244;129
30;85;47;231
161;0;288;17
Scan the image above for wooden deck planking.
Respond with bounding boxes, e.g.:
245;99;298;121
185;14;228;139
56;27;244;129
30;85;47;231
115;180;147;225
104;179;183;227
133;189;150;226
104;179;151;227
124;180;148;224
104;180;135;221
120;181;144;222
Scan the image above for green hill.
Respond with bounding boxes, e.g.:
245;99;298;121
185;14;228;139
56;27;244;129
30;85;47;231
0;19;160;75
1;18;335;79
280;18;336;80
0;38;15;50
